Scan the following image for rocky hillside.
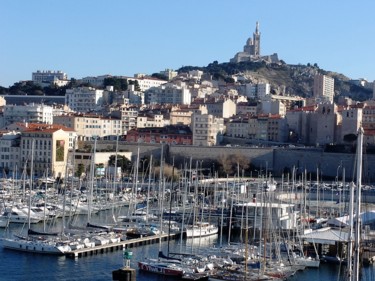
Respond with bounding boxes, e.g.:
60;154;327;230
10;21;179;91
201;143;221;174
178;61;372;102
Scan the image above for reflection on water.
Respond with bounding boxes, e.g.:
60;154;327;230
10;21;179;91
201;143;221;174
187;234;218;246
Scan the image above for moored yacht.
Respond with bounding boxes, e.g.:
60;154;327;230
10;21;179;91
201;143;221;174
0;206;41;227
1;235;71;255
185;222;218;238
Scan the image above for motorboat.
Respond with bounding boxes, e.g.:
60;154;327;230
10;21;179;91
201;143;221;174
185;222;218;238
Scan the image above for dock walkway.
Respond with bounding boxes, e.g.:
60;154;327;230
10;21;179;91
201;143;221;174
65;233;178;258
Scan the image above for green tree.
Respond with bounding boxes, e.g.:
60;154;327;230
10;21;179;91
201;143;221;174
76;163;85;177
129;80;141;91
104;77;128;91
151;73;168;81
108;155;132;175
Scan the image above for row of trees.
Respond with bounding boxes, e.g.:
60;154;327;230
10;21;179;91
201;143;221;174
74;152;253;180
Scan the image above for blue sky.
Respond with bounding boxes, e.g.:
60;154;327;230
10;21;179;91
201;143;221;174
1;1;374;87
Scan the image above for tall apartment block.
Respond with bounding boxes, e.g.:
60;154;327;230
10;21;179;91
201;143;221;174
313;74;335;103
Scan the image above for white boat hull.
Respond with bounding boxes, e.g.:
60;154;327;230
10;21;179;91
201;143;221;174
294;256;320;268
1;237;71;255
185;223;218;238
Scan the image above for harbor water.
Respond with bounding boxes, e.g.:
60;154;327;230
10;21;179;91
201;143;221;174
1;235;375;281
1;221;375;281
1;198;375;281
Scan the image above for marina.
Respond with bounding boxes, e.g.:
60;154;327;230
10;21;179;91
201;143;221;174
1;180;375;281
1;131;375;280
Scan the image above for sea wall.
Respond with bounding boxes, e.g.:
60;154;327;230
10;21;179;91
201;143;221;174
93;141;375;182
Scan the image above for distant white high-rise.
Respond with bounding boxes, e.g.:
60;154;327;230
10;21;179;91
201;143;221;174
65;87;104;113
32;70;67;84
313;74;335;103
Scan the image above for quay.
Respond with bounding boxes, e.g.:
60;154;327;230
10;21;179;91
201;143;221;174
65;233;179;258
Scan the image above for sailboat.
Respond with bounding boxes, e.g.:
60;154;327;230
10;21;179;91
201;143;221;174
185;168;218;239
138;151;186;277
1;139;72;255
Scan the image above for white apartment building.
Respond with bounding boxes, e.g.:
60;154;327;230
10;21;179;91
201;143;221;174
65;87;104;113
270;94;305;111
236;102;258;115
159;69;178;81
111;84;145;105
80;75;112;87
3;103;54;126
245;83;271;99
0;132;21;174
137;113;169;128
145;83;191;105
191;114;225;146
79;74;166;91
257;83;271;99
110;105;139;135
191;84;217;99
32;70;67;84
314;74;335;103
130;74;167;92
53;114;122;141
260;100;286;117
226;118;249;138
205;98;236;118
188;70;204;81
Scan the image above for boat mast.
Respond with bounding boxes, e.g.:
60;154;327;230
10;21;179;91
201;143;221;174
27;139;35;232
353;127;364;281
88;136;97;223
112;134;119;223
167;158;174;256
146;154;152;224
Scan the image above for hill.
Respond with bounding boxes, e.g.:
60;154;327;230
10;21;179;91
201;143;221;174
178;61;372;101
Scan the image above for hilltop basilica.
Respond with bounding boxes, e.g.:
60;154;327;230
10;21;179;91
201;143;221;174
230;22;279;64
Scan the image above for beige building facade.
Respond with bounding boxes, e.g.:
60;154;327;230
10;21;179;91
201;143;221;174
191;114;224;146
21;126;75;178
53;114;121;141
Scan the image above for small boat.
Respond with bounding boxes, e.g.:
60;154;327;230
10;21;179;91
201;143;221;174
293;255;320;268
68;240;85;250
185;222;218;238
138;259;185;277
91;235;110;246
27;228;59;236
126;225;160;239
